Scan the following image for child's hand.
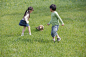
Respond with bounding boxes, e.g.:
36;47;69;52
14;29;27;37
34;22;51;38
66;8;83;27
47;24;50;26
62;24;64;26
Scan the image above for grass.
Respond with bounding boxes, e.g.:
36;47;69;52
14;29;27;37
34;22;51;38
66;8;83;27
0;0;86;57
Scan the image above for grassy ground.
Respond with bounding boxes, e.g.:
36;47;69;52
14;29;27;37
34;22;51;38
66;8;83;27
0;0;86;57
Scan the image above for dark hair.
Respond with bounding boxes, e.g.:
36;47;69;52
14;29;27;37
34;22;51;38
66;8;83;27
50;4;56;11
24;7;34;18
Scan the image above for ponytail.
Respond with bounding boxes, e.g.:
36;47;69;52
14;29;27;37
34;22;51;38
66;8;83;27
23;6;34;18
23;9;30;18
24;10;27;16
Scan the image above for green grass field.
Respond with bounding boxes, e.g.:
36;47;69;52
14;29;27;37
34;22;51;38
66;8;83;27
0;0;86;57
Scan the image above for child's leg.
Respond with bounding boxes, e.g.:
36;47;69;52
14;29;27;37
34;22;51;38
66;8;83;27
27;26;31;35
56;35;60;38
54;25;61;41
21;26;26;36
51;26;58;39
56;35;61;41
53;37;55;41
51;26;57;42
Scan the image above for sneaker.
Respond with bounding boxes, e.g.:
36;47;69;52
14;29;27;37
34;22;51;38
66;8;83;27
29;33;31;35
21;34;24;36
57;37;61;41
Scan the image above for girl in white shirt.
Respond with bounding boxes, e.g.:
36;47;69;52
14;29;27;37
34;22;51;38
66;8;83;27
19;7;34;36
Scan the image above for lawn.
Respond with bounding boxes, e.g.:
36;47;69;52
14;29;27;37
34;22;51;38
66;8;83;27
0;0;86;57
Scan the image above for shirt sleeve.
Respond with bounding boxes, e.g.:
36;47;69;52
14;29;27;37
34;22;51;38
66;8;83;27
24;14;29;23
55;12;64;25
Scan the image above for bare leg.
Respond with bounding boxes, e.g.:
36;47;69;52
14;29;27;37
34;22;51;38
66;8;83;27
53;37;55;43
27;26;31;35
21;26;26;36
56;34;59;38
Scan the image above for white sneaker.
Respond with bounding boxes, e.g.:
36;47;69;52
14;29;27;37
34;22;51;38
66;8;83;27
57;37;61;41
29;33;31;35
53;39;55;41
21;33;24;36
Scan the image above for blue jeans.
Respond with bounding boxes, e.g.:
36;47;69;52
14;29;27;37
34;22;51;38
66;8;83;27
51;25;59;37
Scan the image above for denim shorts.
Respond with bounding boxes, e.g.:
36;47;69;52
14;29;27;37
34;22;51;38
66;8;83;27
19;20;29;27
51;25;59;37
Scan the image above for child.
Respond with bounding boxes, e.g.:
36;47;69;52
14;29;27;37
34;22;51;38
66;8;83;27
19;7;34;36
47;4;64;42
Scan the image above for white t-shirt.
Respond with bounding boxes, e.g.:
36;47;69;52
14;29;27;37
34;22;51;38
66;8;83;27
22;14;29;23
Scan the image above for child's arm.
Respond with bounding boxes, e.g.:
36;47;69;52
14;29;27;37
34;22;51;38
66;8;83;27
55;12;64;25
24;14;29;23
47;20;52;25
48;20;52;24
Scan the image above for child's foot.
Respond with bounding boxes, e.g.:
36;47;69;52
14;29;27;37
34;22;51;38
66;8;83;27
57;37;61;41
29;33;31;35
53;39;55;43
21;33;24;36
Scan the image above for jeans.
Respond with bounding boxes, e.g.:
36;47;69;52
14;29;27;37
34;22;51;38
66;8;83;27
51;25;59;37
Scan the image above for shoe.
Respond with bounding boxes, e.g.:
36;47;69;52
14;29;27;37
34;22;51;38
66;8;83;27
53;39;55;43
57;37;61;41
29;33;31;35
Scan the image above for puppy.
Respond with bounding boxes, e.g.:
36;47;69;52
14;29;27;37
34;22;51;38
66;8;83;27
36;25;44;31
